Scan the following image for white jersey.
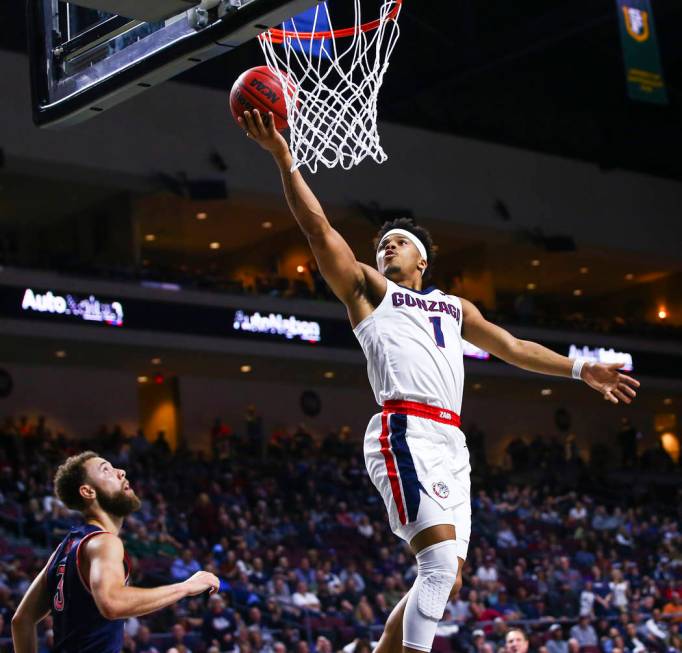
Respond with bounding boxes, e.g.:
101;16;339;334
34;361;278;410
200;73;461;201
353;279;465;413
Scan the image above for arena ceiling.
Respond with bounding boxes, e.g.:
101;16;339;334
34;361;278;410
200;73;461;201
1;1;682;180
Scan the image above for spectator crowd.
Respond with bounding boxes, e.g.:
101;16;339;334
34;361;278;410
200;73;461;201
0;413;680;653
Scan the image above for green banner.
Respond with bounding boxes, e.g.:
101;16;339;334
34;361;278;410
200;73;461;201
616;0;668;104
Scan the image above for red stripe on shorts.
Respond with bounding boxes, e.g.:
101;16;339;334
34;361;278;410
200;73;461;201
379;412;407;525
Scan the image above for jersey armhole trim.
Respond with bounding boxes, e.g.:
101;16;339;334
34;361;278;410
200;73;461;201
352;313;374;335
353;278;398;335
76;530;115;594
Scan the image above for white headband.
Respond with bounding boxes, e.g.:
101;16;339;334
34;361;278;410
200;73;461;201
376;228;428;264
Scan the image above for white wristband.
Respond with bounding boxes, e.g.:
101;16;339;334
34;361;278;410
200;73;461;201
571;358;587;380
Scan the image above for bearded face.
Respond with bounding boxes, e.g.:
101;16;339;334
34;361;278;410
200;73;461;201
79;456;141;519
95;484;141;517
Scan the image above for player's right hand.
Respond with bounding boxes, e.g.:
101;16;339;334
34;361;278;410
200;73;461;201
182;571;220;597
238;109;289;158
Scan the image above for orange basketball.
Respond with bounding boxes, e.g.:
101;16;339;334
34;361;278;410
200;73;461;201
229;66;291;131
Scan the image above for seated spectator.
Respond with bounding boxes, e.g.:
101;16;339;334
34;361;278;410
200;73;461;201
573;539;596;569
446;590;471;623
249;557;270;591
472;628;494;653
168;624;192;653
496;588;522;620
335;502;355;529
644;611;668;649
569;615;598;648
662;591;682;625
668;634;682;653
568;501;588;524
504;628;529;653
135;624;160;653
546;624;568;653
489;617;509;647
549;583;578;619
623;622;647;652
202;594;236;650
314;635;332;653
230;571;260;607
261;597;287;632
380;576;403;610
497;521;519;549
554;557;582;594
466;589;487;622
475;555;498;585
356;515;374;539
294;557;316;587
270;576;296;616
170;549;201;582
354;595;376;626
291;581;321;613
591;506;610;530
339;561;366;594
339;576;362;606
190;493;218;540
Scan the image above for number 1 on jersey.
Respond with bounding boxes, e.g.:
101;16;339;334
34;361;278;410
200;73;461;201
429;316;446;348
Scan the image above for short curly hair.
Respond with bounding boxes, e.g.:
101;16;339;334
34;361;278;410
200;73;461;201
374;217;436;282
54;451;99;511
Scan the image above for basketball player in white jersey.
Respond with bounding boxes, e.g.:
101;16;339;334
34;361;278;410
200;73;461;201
239;109;640;653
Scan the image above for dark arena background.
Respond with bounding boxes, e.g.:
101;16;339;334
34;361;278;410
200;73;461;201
0;1;681;652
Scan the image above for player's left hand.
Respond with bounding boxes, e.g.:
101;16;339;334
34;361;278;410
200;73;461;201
581;362;640;404
238;109;288;158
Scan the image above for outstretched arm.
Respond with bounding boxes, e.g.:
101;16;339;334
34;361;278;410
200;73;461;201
461;299;640;404
87;534;219;619
239;110;383;315
11;565;51;653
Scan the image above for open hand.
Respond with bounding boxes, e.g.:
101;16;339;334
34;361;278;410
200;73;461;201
581;362;640;404
238;109;289;158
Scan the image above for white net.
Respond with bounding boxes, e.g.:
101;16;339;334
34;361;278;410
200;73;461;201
258;0;402;173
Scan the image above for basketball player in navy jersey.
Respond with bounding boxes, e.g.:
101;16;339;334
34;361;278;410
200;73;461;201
11;451;219;653
240;109;640;653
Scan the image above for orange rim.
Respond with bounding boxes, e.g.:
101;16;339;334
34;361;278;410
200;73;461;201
261;0;402;44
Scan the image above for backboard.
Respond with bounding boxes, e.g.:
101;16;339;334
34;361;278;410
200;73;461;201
27;0;316;129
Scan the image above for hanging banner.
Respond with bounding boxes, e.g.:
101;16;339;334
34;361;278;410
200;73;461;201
616;0;668;104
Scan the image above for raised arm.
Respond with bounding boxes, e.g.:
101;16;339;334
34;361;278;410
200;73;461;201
239;110;384;322
11;564;51;653
461;298;640;404
86;534;219;620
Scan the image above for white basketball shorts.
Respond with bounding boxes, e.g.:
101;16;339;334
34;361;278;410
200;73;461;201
364;400;471;560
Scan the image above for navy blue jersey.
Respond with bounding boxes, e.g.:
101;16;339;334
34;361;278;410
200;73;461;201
46;524;130;653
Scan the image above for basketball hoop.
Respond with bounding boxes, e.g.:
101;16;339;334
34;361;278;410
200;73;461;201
258;0;403;173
